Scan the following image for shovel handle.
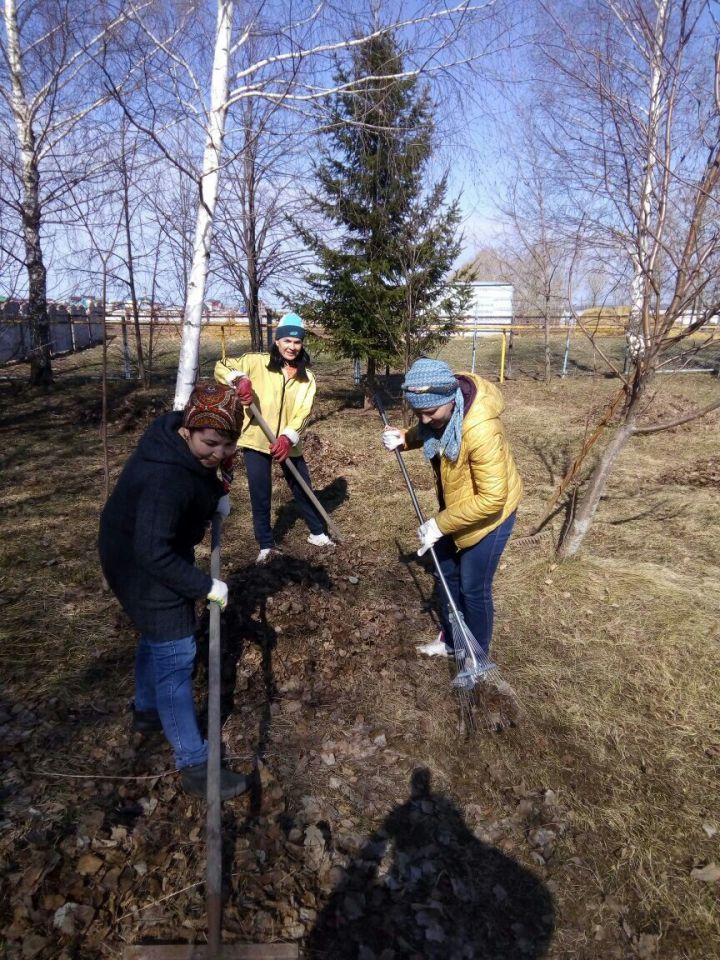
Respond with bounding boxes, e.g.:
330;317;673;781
235;374;344;543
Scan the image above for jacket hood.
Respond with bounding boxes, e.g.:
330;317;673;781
458;373;505;423
136;411;214;477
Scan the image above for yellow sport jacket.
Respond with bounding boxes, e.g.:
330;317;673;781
214;353;316;456
404;373;523;550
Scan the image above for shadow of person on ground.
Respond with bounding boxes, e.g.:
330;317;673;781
273;475;348;546
307;767;554;960
196;554;333;813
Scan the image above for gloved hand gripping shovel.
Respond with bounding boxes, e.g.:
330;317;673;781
374;393;520;732
236;374;343;543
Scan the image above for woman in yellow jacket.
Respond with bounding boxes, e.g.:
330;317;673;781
382;357;522;657
215;313;332;563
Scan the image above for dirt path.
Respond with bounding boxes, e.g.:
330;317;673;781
2;370;719;959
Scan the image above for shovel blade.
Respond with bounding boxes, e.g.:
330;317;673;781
123;945;298;960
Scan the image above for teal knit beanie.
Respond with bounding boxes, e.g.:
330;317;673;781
275;312;305;341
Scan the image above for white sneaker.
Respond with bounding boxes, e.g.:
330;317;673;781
416;632;454;658
255;548;280;565
307;533;334;547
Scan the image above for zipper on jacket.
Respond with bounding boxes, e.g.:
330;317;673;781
276;377;287;438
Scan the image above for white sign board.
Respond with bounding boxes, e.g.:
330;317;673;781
468;282;513;322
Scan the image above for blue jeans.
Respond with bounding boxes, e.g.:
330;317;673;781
434;512;516;655
135;634;207;770
243;448;324;548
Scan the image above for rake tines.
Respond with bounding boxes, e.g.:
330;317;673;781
447;604;521;732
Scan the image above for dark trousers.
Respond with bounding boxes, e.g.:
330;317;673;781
434;511;516;654
243;448;324;548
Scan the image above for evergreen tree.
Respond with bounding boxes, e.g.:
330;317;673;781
298;32;470;383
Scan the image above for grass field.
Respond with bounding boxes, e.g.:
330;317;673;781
1;330;718;959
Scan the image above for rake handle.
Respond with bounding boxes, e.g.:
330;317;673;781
374;392;426;525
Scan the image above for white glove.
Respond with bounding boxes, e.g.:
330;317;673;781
216;494;231;519
207;579;228;611
417;518;443;556
382;427;405;451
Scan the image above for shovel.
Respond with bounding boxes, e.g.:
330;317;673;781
235;374;344;544
122;515;298;960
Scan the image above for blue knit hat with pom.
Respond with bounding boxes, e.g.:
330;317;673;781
401;358;459;409
275;312;305;341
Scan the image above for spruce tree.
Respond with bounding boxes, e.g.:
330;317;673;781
299;32;470;383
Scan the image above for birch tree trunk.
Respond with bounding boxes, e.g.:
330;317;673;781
558;422;634;558
4;0;52;385
543;292;551;381
624;0;668;370
174;0;233;409
558;378;645;558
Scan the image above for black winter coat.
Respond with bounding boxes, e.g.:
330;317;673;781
98;411;223;640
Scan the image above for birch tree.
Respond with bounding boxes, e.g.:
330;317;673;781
531;0;720;557
0;0;141;384
113;0;504;409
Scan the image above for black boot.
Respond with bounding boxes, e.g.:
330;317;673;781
130;702;163;734
180;763;251;801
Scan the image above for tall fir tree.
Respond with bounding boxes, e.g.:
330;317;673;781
298;31;470;384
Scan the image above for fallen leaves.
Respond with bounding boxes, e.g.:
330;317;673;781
690;862;720;883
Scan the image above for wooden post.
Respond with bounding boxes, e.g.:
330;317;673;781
499;329;507;383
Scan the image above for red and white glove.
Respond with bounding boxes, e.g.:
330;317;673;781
232;375;253;406
417;518;443;556
382;427;405;451
270;435;292;463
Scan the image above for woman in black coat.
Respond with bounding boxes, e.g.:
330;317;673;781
99;383;248;800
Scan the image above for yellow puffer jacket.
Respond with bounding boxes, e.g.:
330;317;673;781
404;373;523;550
214;353;316;456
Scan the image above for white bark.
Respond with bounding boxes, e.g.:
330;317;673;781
531;0;720;556
626;0;668;363
3;0;51;382
174;0;234;409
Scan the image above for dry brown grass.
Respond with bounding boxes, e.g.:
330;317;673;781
1;330;719;958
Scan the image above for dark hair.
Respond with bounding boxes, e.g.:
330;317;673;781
267;343;311;381
188;425;239;441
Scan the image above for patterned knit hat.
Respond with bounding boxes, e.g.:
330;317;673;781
183;382;242;436
401;358;459;409
275;312;306;341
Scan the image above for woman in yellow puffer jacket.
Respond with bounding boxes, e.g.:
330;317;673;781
382;357;522;658
215;313;333;563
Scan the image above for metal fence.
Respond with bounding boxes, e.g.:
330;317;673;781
0;302;104;364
